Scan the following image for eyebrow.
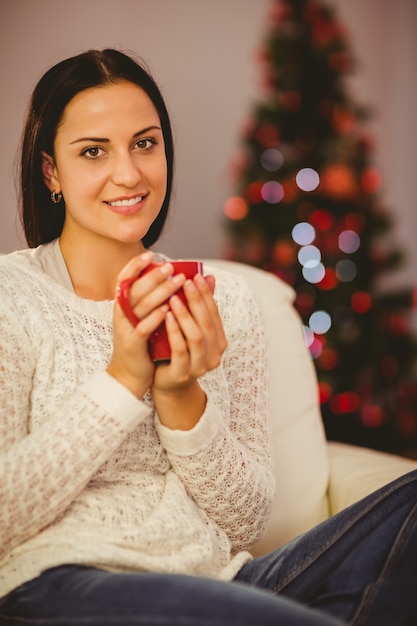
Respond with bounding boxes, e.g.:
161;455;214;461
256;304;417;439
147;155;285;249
69;125;162;144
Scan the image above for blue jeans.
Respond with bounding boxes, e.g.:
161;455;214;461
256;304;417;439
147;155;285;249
1;470;416;626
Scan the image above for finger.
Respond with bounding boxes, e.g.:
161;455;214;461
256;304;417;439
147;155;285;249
204;274;216;295
168;295;209;369
116;250;155;285
164;310;191;372
186;275;228;357
116;259;186;327
128;270;185;322
169;292;220;375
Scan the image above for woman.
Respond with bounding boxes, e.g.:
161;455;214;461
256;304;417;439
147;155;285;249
0;49;416;626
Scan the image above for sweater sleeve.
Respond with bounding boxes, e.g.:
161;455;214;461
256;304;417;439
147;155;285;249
155;272;275;552
0;292;151;559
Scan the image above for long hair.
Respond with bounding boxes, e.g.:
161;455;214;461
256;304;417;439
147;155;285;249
19;48;174;248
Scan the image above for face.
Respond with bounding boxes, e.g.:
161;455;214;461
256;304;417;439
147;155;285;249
42;81;167;250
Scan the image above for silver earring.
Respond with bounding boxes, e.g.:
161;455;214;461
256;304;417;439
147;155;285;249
51;191;63;204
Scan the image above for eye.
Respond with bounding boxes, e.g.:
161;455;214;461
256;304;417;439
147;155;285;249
80;146;104;159
135;137;157;151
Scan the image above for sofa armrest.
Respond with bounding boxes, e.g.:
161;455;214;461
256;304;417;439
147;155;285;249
327;441;417;515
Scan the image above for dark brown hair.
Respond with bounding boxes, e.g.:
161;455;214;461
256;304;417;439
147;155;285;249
19;48;174;248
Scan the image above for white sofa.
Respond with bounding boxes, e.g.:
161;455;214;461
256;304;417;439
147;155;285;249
204;259;417;555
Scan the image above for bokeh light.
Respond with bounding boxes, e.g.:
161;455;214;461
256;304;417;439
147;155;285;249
361;166;382;194
318;381;333;404
302;263;326;284
339;229;360;253
351;291;372;313
318;268;338;290
302;325;315;348
292;222;316;245
295;167;320;192
318;346;339;370
261;181;285;203
298;245;321;268
310;209;334;231
361;405;384;428
296;286;317;312
246;182;263;203
335;259;357;282
330;391;360;414
223;197;248;220
309;310;332;334
309;336;323;359
260;148;284;171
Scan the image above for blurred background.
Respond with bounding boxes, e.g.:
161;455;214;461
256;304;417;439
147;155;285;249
0;1;415;277
1;0;416;452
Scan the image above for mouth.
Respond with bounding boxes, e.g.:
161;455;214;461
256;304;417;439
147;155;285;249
106;195;144;207
105;194;147;215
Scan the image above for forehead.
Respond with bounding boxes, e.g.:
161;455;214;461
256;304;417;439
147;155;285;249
59;81;160;133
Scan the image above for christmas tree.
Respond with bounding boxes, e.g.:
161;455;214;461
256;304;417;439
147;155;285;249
223;0;417;454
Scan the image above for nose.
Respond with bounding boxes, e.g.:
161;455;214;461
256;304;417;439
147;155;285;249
111;152;142;187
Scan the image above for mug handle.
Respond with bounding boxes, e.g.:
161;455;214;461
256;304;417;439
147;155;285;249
116;277;141;327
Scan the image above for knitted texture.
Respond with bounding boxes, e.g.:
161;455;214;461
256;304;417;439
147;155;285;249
0;244;274;598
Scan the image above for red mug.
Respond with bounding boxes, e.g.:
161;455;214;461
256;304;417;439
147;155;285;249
117;260;204;362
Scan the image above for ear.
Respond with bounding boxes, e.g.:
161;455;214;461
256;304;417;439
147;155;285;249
41;150;60;192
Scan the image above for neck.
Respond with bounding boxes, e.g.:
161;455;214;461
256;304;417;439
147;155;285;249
59;233;146;301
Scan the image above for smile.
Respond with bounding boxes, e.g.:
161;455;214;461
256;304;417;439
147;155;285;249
107;195;144;207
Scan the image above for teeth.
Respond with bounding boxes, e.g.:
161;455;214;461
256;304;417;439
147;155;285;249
108;196;143;207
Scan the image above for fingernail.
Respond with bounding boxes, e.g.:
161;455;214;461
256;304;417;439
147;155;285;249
171;273;185;284
166;311;175;324
184;278;197;292
194;274;205;286
170;295;183;309
161;263;174;276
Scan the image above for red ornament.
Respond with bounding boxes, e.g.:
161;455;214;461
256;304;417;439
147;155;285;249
295;286;316;312
256;124;280;147
361;167;382;194
318;267;338;290
318;381;333;404
318;347;339;370
223;197;248;221
245;181;264;204
310;209;334;231
351;291;372;314
273;240;296;266
385;314;410;337
320;164;358;200
361;405;384;428
330;391;360;414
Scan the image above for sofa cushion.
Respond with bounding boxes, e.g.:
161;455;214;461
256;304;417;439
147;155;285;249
205;260;330;554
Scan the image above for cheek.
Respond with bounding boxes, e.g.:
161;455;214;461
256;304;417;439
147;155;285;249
59;168;102;199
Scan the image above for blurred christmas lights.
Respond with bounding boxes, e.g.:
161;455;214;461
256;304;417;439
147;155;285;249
295;167;320;192
291;222;316;245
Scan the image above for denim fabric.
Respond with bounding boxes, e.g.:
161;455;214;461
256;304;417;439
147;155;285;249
237;469;417;625
1;470;416;626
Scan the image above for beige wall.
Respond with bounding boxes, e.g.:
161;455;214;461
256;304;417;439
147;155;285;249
1;0;416;290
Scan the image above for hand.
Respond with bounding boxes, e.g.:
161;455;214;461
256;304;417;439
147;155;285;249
151;272;228;429
107;251;187;398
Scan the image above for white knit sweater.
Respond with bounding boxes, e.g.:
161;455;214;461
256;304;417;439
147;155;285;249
0;240;274;598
